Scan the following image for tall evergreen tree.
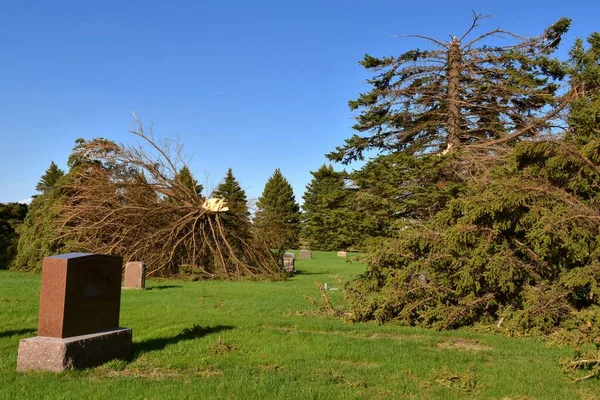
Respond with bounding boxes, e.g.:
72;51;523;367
214;168;250;220
176;166;204;199
35;161;64;194
13;177;69;272
568;32;600;144
301;165;362;251
254;169;300;250
213;168;251;246
328;15;571;163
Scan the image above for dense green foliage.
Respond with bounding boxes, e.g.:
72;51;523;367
344;32;600;341
214;168;250;222
34;161;64;194
254;169;301;251
301;165;362;251
11;179;70;272
213;168;252;249
176;165;204;198
11;161;72;272
351;153;465;237
346;140;600;333
0;203;28;269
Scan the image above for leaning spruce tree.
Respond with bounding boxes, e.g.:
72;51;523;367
328;14;571;163
325;15;572;246
254;169;300;250
343;31;600;339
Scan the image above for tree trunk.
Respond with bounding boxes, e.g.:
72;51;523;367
446;37;462;151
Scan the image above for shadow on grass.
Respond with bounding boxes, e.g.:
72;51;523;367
0;328;37;339
134;325;233;357
145;285;183;291
293;270;327;276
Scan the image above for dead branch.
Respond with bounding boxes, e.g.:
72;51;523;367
55;122;282;279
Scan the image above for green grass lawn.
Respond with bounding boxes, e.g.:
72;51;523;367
1;251;598;399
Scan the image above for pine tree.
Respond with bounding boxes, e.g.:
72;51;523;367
13;177;69;272
301;165;362;251
568;32;600;145
213;168;251;246
254;169;300;250
328;15;571;163
176;166;204;198
214;168;250;220
344;150;469;246
35;161;65;194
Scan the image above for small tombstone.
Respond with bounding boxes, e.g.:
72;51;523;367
17;253;132;372
337;251;347;257
123;261;146;289
283;252;295;273
299;249;312;259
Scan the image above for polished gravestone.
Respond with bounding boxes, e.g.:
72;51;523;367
17;253;132;372
123;261;146;289
298;249;312;259
337;251;347;257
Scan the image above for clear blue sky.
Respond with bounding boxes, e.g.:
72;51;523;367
0;0;596;206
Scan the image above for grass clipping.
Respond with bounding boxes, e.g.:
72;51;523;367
56;117;281;279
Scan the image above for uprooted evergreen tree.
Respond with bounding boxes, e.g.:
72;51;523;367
344;32;600;340
13;120;282;279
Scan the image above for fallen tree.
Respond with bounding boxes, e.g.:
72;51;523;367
55;117;282;279
344;138;600;333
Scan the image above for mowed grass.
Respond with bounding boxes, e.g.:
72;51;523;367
1;251;599;399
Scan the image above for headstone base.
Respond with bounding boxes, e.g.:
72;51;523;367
17;328;132;372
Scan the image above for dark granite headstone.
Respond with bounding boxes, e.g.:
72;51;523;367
38;253;123;338
18;252;132;372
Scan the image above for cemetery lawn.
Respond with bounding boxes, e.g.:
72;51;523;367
1;252;599;399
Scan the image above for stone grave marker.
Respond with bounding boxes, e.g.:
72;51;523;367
123;261;146;289
337;251;347;257
299;249;312;259
283;252;295;273
17;253;132;372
